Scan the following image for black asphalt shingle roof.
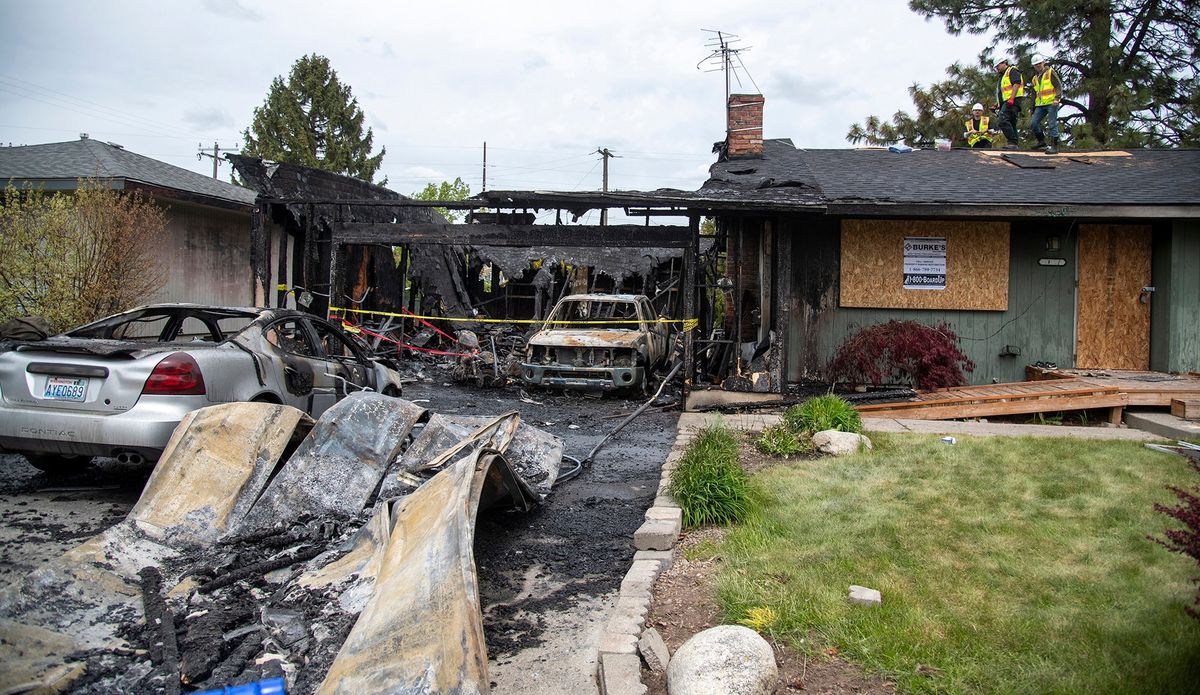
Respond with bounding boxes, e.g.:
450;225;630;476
0;138;256;206
704;139;1200;210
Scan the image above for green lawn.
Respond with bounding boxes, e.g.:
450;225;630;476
711;433;1200;694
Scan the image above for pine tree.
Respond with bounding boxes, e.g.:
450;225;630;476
848;1;1199;148
242;54;386;183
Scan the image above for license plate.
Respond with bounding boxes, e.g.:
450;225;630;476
43;376;88;402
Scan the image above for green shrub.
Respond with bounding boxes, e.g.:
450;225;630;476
828;319;974;390
784;394;862;434
670;424;750;528
754;423;809;458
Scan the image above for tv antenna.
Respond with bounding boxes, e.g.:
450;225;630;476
697;30;760;104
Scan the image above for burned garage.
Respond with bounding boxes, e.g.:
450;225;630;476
230;155;724;395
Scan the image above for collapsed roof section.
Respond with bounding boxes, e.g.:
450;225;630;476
474;243;704;286
226;156;704;327
229;154;442;228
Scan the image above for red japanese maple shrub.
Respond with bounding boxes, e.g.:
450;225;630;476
828;320;975;390
1151;457;1200;620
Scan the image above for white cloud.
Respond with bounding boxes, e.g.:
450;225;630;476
0;0;993;190
183;107;235;131
201;0;261;21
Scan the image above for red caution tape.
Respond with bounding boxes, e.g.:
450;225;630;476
336;317;477;358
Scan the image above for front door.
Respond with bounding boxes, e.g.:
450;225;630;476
1075;224;1152;369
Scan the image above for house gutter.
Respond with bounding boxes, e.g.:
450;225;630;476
823;202;1199;219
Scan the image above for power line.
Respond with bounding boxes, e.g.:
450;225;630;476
0;124;238;142
0;73;207;140
569;159;601;191
0;84;188;140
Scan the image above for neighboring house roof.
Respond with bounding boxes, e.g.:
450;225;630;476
0;138;256;208
702;138;1200;217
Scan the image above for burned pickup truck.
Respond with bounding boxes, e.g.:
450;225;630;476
521;293;669;391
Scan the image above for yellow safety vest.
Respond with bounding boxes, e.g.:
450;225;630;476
1033;68;1058;106
965;116;991;146
1000;67;1025;101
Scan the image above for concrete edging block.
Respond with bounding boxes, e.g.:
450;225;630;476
645;506;682;523
633;518;680;551
596;414;700;693
598;651;648;695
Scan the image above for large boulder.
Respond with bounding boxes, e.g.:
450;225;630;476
813;430;873;456
667;625;776;695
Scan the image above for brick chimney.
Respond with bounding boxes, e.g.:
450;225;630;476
726;93;764;158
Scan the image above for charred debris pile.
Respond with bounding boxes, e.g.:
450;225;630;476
0;394;562;694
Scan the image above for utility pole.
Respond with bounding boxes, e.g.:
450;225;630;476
482;141;487;192
197;141;236;179
595;147;619;226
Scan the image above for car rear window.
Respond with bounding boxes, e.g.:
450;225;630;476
214;314;255;338
68;308;259;342
176;316;217;342
98;314;172;341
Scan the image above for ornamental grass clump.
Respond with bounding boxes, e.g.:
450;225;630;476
671;424;750;528
755;423;809;458
784;394;862;434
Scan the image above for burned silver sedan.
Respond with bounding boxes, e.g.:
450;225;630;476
0;304;403;472
522;293;669;391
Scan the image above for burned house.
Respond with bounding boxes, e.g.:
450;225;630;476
0;136;272;306
686;94;1200;398
231;156;716;381
230;95;1200;401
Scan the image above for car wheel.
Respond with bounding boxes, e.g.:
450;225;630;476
634;352;653;396
24;453;90;475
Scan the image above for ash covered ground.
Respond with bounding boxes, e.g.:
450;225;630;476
0;376;677;693
404;378;677;692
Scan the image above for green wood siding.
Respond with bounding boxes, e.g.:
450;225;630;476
1152;220;1200;373
787;220;1079;385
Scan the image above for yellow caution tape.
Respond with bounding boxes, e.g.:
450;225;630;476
276;283;289;291
328;305;699;330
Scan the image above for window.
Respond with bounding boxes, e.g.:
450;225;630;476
214;314;255;338
108;313;171;340
311;320;361;361
175;316;217;342
549;300;641;330
264;319;315;356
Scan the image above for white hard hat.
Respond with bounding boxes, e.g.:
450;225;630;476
1032;53;1048;64
972;103;984;111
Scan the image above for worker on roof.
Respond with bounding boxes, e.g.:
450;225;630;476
992;57;1024;150
963;103;994;148
1029;53;1063;154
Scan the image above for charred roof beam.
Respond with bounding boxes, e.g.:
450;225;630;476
334;222;691;248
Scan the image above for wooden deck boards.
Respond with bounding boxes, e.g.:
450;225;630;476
1029;368;1200;407
857;368;1200;420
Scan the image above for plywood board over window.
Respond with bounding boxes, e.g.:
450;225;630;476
840;219;1010;310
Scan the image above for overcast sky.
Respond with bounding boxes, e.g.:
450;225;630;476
0;0;992;214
